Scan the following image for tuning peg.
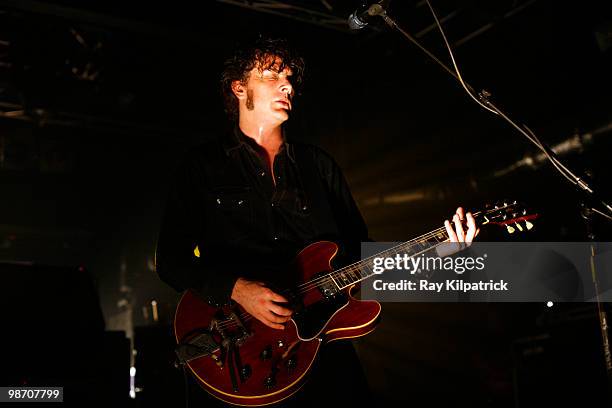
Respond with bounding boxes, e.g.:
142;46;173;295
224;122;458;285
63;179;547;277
515;222;523;232
525;220;534;230
506;225;516;234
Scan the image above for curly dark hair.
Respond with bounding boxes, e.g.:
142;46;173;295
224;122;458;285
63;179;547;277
220;37;305;122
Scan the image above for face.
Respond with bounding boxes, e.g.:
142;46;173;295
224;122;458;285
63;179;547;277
233;56;295;126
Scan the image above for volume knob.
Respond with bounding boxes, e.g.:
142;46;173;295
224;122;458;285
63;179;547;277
264;375;276;389
260;345;272;360
240;365;252;380
286;357;297;370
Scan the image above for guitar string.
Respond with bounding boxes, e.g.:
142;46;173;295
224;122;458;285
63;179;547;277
290;206;500;292
294;226;450;292
215;224;462;330
214;208;495;330
289;207;491;293
298;203;527;294
214;205;515;330
214;231;455;331
214;226;452;330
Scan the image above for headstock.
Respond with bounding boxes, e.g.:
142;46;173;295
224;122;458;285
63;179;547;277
476;200;539;235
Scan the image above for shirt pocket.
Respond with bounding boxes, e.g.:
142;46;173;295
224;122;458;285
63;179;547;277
205;186;254;242
278;188;310;217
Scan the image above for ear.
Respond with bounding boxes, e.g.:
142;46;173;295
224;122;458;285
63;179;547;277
231;80;247;100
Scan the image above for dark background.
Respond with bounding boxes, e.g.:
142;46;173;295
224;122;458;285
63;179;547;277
0;0;610;406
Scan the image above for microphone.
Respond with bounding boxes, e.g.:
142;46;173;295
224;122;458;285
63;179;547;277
348;1;389;30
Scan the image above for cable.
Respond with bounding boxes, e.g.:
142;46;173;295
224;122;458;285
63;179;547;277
423;0;498;115
420;1;556;149
421;0;603;197
379;1;576;170
522;125;578;186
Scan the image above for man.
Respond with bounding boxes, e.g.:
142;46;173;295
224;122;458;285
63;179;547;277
156;37;478;406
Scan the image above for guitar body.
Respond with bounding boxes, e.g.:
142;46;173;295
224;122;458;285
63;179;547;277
173;202;536;406
174;241;381;406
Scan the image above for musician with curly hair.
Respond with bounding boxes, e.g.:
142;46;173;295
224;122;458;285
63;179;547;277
156;36;478;406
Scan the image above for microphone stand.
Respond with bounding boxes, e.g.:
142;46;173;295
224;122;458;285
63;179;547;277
368;2;612;396
582;202;612;395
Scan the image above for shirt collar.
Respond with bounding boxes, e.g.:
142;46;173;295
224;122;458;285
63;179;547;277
223;125;295;163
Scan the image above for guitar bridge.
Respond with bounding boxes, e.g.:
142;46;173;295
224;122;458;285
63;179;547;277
215;310;252;347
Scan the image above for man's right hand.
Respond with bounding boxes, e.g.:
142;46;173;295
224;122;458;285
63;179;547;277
230;278;293;330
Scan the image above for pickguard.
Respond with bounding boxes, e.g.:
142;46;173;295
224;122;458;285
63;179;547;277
291;290;349;340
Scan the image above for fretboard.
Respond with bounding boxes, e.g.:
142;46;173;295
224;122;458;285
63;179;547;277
328;226;450;290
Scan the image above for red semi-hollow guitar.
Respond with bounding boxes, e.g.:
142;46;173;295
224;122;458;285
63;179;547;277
173;201;537;406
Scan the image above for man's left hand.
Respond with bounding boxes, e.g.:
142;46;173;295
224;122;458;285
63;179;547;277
444;206;480;243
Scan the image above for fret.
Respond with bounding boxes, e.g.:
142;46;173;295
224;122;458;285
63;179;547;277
328;272;341;289
346;268;360;282
334;265;368;289
404;239;436;256
335;227;449;288
336;271;353;287
435;231;447;242
410;240;427;253
359;261;376;280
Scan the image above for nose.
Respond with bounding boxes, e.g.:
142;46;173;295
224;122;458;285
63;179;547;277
279;79;293;99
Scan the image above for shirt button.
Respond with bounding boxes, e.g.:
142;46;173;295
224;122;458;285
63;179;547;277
273;236;279;241
271;202;275;207
302;205;308;211
260;171;266;177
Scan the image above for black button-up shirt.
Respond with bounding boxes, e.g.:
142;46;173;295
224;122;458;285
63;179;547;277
156;127;369;305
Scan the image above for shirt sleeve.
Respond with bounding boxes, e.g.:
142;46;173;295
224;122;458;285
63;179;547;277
155;153;237;305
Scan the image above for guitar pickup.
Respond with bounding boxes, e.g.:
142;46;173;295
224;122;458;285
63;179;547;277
312;272;339;298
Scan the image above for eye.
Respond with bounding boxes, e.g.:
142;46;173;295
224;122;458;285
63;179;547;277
261;71;279;80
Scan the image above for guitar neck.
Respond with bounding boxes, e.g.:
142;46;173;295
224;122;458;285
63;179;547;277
327;209;493;290
329;225;451;290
